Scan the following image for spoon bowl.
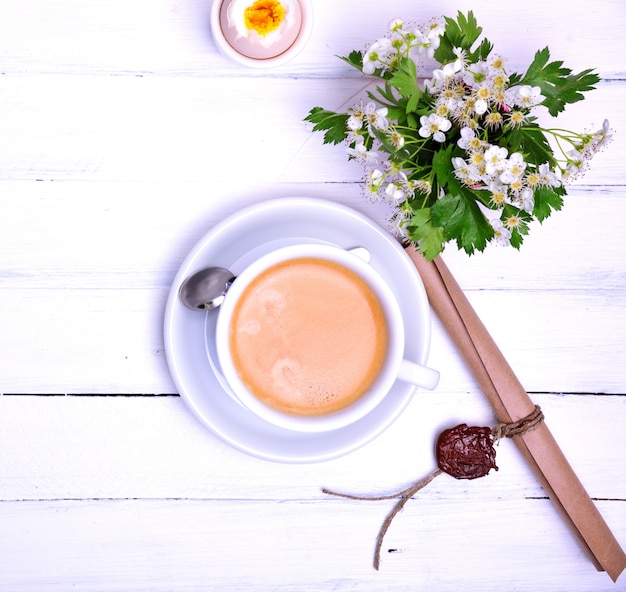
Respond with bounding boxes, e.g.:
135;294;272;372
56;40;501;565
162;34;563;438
179;266;236;311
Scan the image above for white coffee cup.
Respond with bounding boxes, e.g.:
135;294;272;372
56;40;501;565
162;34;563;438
215;244;439;432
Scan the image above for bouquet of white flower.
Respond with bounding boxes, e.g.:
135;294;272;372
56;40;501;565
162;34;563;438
306;11;611;259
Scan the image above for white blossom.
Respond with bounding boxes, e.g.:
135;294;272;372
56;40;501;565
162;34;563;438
369;168;384;188
346;136;378;163
593;119;612;149
538;163;561;187
484;145;508;176
490;218;512;246
385;182;405;201
362;38;393;74
418;114;451;142
505;85;544;108
365;102;389;133
500;152;527;184
519;188;535;213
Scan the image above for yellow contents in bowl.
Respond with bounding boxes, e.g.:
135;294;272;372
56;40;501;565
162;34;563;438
244;0;285;37
220;0;302;60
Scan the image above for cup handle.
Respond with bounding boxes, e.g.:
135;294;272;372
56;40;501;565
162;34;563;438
397;359;440;390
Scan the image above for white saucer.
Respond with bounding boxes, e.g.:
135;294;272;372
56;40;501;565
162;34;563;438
164;197;433;463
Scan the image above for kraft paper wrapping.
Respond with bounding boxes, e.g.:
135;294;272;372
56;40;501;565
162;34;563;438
405;248;626;582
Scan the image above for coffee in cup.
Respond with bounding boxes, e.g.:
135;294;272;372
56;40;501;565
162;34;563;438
229;256;388;417
215;244;439;432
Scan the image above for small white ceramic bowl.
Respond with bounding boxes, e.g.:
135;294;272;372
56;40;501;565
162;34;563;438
210;0;313;68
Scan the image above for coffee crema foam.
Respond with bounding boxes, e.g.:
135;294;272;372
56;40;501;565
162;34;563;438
229;257;388;416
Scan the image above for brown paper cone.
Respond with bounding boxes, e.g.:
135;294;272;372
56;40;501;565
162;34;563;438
405;248;626;582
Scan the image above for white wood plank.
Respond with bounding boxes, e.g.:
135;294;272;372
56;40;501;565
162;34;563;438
1;0;625;78
0;181;396;290
0;496;622;592
0;288;175;393
0;285;624;394
2;183;624;291
0;75;365;183
1;76;624;185
0;393;623;502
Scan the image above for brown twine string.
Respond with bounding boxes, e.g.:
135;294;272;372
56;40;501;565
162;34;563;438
322;405;544;571
491;404;544;443
323;469;443;570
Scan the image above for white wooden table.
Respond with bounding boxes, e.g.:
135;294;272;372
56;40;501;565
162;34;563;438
1;0;625;590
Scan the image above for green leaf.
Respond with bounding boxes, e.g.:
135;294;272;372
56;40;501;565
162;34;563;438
509;228;524;249
339;50;364;72
304;107;348;145
520;127;554;165
502;124;554;166
533;186;565;221
434;11;486;64
521;47;553;82
431;186;493;255
406;112;419;129
431;192;466;236
405;208;445;261
431;144;456;187
370;125;412;162
389;58;423;113
368;84;404;120
519;47;601;116
369;83;396;104
469;37;493;63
